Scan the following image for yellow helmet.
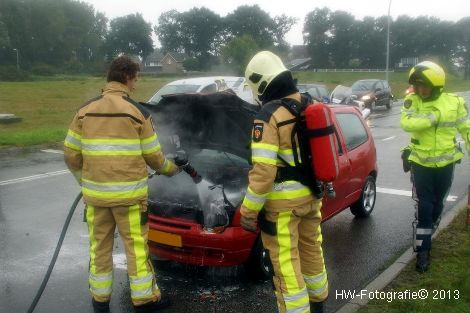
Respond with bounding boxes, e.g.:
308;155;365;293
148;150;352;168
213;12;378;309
245;51;288;101
408;61;445;88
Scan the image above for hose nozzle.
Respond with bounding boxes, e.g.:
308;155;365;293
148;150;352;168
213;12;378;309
174;150;202;184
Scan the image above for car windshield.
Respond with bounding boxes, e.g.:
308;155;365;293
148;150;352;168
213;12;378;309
351;81;376;92
148;84;201;104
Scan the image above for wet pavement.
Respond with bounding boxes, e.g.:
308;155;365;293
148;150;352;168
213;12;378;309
1;93;469;313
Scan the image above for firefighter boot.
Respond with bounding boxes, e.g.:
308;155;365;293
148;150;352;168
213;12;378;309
416;250;430;273
310;301;324;313
92;299;110;313
134;298;171;313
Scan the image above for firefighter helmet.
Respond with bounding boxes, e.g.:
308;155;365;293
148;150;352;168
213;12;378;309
408;61;445;88
245;51;288;102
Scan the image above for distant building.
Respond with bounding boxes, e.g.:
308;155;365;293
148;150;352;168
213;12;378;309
143;51;188;74
285;58;312;71
395;57;419;71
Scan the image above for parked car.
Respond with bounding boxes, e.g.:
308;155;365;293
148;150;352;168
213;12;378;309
297;83;331;103
141;92;378;279
222;76;256;104
147;77;230;105
330;85;371;119
350;79;393;110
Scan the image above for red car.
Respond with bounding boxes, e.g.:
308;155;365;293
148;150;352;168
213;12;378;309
143;92;377;279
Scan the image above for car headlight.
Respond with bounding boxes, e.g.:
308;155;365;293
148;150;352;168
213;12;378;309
361;95;371;101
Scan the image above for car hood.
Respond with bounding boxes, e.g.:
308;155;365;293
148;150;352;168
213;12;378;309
351;90;374;98
142;91;259;161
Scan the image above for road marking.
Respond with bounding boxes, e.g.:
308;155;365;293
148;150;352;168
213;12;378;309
382;136;396;141
0;169;69;186
113;253;127;270
377;187;457;202
41;149;64;154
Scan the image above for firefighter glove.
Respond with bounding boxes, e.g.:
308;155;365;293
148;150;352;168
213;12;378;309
240;215;258;232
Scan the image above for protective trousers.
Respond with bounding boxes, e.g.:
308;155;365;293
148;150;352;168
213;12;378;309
86;203;160;306
261;201;328;313
411;162;454;252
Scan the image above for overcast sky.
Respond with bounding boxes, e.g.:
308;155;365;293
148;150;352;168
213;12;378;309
80;0;469;46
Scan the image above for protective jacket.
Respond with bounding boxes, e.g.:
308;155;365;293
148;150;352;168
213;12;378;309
401;92;470;168
240;95;314;218
64;82;178;207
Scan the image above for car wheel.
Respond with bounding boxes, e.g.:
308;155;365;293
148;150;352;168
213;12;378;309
244;236;272;281
366;101;376;112
386;99;392;109
350;175;376;217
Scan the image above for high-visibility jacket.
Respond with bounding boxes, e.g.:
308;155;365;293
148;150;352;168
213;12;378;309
64;81;178;207
240;94;315;219
400;92;470;168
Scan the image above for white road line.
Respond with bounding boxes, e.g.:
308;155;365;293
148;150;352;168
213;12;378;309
377;187;457;202
41;149;64;154
382;136;396;141
113;253;128;270
0;169;69;186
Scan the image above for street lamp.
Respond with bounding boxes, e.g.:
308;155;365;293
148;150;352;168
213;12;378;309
12;48;19;71
385;0;392;83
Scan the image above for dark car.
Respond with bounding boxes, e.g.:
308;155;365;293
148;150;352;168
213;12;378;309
297;83;331;103
141;92;378;279
351;79;393;110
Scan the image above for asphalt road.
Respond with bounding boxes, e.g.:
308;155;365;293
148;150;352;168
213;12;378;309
1;93;469;313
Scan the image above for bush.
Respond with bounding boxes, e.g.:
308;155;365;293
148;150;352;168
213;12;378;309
0;65;30;81
31;63;58;76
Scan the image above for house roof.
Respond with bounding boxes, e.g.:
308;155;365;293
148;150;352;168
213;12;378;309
285;58;311;70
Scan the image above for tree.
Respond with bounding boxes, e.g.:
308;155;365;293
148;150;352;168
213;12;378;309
106;13;153;60
221;34;259;75
455;17;470;79
303;8;332;68
155;10;186;54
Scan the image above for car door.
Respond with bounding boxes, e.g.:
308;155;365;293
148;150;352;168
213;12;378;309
321;127;352;219
333;111;370;203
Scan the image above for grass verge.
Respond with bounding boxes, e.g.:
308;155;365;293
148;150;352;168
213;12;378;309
359;208;470;313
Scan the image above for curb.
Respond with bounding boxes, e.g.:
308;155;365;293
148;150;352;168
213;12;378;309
335;196;468;313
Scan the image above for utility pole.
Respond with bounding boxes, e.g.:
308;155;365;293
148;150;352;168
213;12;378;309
385;0;392;83
13;48;19;71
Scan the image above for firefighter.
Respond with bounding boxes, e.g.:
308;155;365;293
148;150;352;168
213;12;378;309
64;56;180;313
401;61;470;272
240;51;328;313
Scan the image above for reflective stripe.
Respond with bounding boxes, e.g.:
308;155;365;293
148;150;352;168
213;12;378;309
89;272;113;296
416;228;433;235
82;178;148;199
242;187;267;212
438;121;456;128
82;142;142;156
90;272;113;282
252;142;279;165
90;285;113;296
278;148;297;166
410;151;456;163
64;130;82;150
130;273;154;299
159;159;172;174
141;134;161;154
304;270;328;297
284;288;310;313
415;239;423;247
268;181;311;200
87;205;97;273
456;116;468;125
277;211;298;292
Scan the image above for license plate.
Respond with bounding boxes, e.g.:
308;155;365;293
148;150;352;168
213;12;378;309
148;229;182;247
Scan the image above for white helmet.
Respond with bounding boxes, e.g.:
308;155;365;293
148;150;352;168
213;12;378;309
245;51;288;102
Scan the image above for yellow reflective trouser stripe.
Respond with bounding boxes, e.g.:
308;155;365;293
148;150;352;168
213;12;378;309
128;204;154;300
81;138;142;156
242;187;267;212
267;181;311;200
284;288;310;313
277;211;298;292
141;134;162;155
81;178;148;199
304;269;328;297
64;129;82;151
87;205;113;297
252;142;279;165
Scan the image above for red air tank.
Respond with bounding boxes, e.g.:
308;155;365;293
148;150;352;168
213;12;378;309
304;102;340;182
